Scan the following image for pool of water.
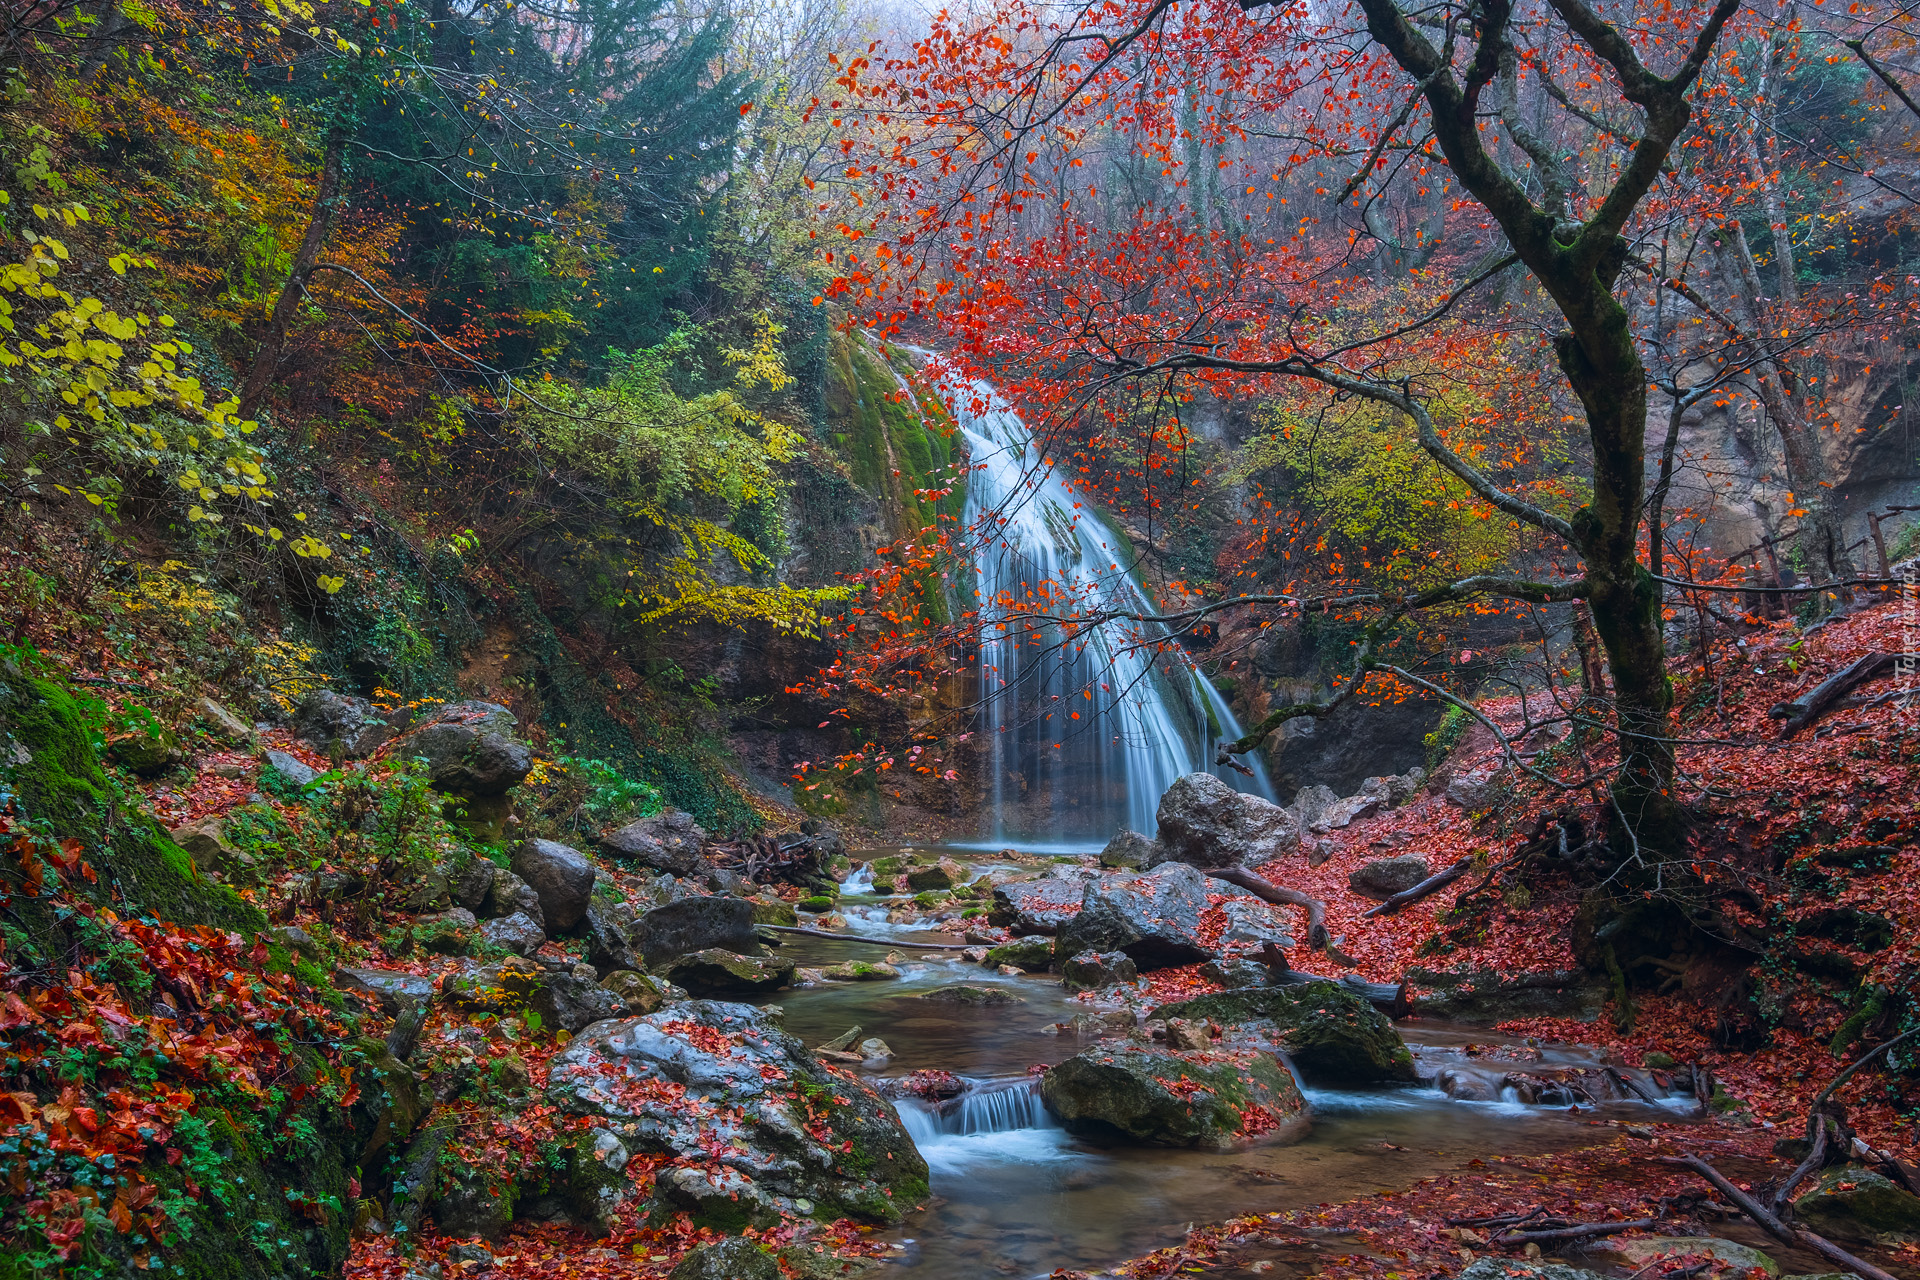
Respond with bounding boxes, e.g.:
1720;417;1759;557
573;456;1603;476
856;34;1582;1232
757;926;1694;1280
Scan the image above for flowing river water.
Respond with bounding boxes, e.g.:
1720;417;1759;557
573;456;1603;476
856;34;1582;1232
753;857;1699;1279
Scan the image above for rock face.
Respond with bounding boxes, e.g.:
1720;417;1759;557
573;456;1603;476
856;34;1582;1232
580;899;646;975
546;1001;929;1225
481;869;546;928
511;839;597;931
1289;784;1340;831
1061;950;1139;993
393;701;533;797
1055;863;1213;969
633;896;759;967
530;971;625;1032
171;817;250;881
1794;1165;1920;1243
293;691;394;759
1215;899;1293;951
1445;769;1504;810
1151;982;1418;1084
1100;829;1161;869
1459;1262;1612;1280
1153;772;1300;869
600;810;709;876
1039;1044;1307;1148
1348;856;1430;899
661;949;795;995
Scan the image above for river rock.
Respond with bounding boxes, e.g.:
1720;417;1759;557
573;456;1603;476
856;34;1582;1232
511;838;597;931
1794;1164;1920;1242
599;810;708;875
991;877;1088;934
293;690;394;759
1348;855;1430;899
822;961;899;981
264;749;319;788
1150;982;1418;1084
393;701;532;796
1153;772;1301;869
1061;950;1139;993
751;898;798;927
634;896;759;967
661;948;794;995
919;984;1023;1006
1038;1044;1307;1149
904;858;966;892
1100;829;1161;869
1055;863;1212;969
1316;793;1382;830
1363;769;1425;807
1581;1236;1779;1276
669;1238;781;1280
336;966;435;1013
530;970;625;1032
546;1001;930;1224
1200;958;1273;990
985;936;1053;972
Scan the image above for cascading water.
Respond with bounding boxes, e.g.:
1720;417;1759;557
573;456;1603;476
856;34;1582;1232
893;1083;1069;1174
954;379;1276;844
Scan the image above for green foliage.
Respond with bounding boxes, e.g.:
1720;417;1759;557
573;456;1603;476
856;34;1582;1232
529;754;661;837
1424;704;1472;769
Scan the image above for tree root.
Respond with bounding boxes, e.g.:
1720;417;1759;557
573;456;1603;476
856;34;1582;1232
1206;865;1328;949
1663;1153;1899;1280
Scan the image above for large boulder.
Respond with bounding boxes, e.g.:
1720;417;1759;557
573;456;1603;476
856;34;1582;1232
1215;899;1294;952
1582;1237;1778;1277
1153;772;1300;870
480;912;546;957
451;857;499;912
511;839;597;931
600;810;708;876
392;701;532;797
1288;784;1340;831
1055;863;1213;969
1793;1165;1920;1243
990;875;1091;935
293;690;394;759
1348;856;1430;899
263;749;319;789
633;896;759;967
1150;982;1418;1084
1039;1044;1307;1148
661;949;795;995
984;936;1053;972
546;1001;929;1225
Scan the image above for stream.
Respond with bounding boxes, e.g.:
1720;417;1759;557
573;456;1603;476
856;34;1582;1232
754;856;1700;1279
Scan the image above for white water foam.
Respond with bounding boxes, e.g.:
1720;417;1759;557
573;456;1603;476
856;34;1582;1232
894;1083;1073;1173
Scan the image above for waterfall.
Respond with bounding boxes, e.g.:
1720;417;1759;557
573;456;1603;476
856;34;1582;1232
954;379;1276;844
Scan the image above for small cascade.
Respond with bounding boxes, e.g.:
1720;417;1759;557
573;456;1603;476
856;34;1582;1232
894;1082;1067;1172
952;378;1277;844
840;864;878;896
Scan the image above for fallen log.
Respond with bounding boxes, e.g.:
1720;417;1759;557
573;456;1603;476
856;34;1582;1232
1494;1217;1657;1247
1361;856;1474;918
1663;1153;1900;1280
1770;651;1896;738
758;924;974;950
1259;943;1413;1018
1206;864;1328;949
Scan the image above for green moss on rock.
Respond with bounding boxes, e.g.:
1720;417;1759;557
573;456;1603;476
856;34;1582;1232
1151;982;1418;1084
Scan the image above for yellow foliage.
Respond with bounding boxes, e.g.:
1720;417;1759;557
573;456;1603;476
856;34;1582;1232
109;560;228;621
252;638;328;714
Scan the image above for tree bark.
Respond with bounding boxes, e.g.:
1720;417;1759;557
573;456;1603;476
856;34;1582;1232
238;130;348;420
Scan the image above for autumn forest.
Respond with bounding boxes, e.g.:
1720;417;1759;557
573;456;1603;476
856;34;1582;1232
1;0;1919;1278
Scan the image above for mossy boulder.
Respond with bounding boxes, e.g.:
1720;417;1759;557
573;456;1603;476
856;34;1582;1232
1151;982;1418;1084
918;984;1023;1006
1585;1236;1778;1277
548;1001;929;1225
797;894;837;913
905;858;966;891
822;960;899;981
1794;1165;1920;1243
985;935;1053;972
107;725;183;776
752;898;798;926
661;948;795;994
1039;1044;1307;1148
670;1237;782;1280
